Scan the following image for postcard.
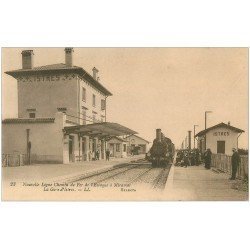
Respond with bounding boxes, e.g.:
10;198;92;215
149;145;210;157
1;47;248;201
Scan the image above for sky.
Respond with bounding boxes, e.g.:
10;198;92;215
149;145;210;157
2;48;248;149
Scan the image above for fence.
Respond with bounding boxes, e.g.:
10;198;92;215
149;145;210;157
211;154;248;179
2;154;27;167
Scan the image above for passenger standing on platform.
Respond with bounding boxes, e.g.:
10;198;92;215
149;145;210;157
96;150;100;160
230;148;240;180
204;148;212;169
106;149;110;161
89;151;92;161
183;151;189;168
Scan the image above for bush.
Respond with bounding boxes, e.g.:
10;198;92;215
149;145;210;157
238;148;248;155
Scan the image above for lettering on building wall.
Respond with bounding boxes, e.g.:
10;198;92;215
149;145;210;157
213;131;230;136
17;74;76;83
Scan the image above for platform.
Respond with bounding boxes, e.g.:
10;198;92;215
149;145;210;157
164;165;248;201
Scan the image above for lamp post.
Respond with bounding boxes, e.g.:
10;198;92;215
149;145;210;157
204;111;212;151
193;125;198;149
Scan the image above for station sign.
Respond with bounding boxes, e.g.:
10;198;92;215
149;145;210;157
213;131;230;136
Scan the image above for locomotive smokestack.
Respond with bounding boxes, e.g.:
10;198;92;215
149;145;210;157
156;129;162;142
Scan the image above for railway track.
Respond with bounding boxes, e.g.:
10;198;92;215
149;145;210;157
73;163;172;190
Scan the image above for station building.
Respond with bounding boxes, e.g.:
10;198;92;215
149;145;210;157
106;136;128;158
195;122;244;155
125;134;150;155
2;48;137;164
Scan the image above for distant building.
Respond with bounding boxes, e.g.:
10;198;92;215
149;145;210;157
125;135;149;155
2;48;137;164
107;137;127;158
195;122;244;155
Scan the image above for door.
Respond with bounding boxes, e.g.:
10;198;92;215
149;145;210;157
69;136;74;162
82;137;86;161
109;143;114;157
217;141;225;154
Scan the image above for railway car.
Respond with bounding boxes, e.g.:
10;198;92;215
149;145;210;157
147;129;175;167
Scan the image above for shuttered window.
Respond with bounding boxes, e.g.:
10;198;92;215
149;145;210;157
101;99;106;110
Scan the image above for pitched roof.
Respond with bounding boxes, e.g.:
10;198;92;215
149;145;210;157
5;63;112;96
107;136;127;142
2;118;55;124
195;122;244;137
125;134;150;143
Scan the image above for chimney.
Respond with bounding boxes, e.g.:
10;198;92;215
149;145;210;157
228;121;231;125
156;129;162;142
21;50;34;69
92;67;99;80
65;47;74;67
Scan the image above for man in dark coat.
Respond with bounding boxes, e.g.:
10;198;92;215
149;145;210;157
106;149;110;161
204;148;212;169
230;148;240;180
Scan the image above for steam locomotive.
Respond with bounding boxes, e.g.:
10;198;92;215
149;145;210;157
147;129;175;167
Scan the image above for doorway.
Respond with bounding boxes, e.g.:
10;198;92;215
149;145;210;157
82;137;86;161
69;136;74;162
217;141;225;154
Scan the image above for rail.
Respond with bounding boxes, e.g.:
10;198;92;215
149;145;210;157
211;154;248;179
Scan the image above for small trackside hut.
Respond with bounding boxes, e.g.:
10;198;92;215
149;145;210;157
195;122;244;155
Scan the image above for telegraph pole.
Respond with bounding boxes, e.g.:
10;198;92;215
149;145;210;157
204;111;212;151
188;130;192;149
193;125;198;149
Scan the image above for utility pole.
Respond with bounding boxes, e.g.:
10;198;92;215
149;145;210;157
193;125;198;149
185;136;187;149
204;111;212;151
188;130;192;149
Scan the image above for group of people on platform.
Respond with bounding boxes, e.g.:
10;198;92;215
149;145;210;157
175;148;202;167
88;149;111;161
175;147;241;180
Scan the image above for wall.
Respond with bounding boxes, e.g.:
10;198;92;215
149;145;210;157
107;138;124;158
18;73;78;123
78;78;106;124
126;135;149;153
2;112;65;163
206;128;239;155
211;154;248;179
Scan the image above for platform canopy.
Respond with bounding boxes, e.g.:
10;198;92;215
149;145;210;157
63;122;137;138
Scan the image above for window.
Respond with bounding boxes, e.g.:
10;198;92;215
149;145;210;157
92;112;96;123
29;113;36;118
82;87;86;102
82;109;86;125
123;144;126;152
92;94;96;107
217;141;225;154
116;144;120;152
101;99;106;110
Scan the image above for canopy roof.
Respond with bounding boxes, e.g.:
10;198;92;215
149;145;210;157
64;122;137;138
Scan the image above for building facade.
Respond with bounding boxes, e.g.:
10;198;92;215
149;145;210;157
3;48;137;164
195;122;244;155
107;137;127;158
125;135;149;155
